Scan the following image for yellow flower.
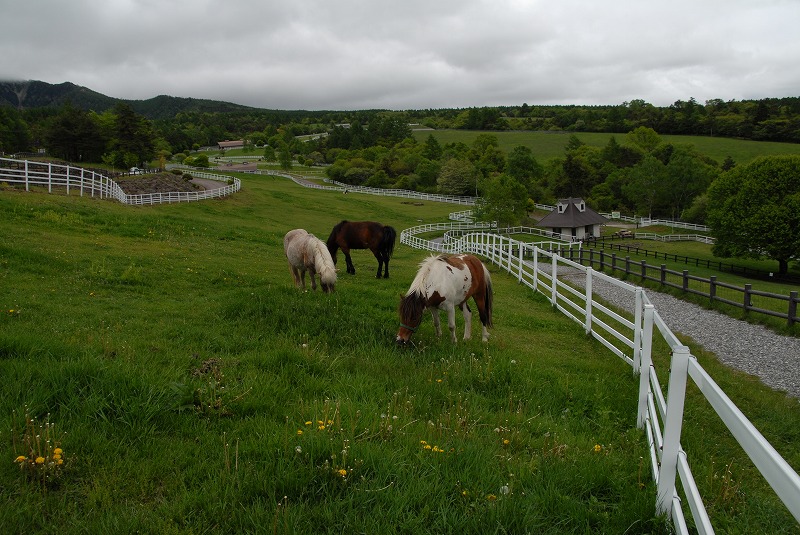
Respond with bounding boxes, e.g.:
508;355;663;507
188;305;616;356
486;494;497;501
57;459;64;465
305;421;312;426
337;468;347;478
54;448;62;455
296;430;303;435
432;446;444;453
593;444;602;453
35;457;45;464
423;444;432;450
53;454;62;461
15;455;26;463
503;439;510;445
420;440;427;445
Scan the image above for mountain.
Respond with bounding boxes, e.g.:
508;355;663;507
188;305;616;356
0;80;255;119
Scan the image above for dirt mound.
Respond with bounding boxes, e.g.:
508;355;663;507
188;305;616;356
116;173;202;195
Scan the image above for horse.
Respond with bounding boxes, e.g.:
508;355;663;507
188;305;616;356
283;229;337;293
326;220;397;278
396;254;493;345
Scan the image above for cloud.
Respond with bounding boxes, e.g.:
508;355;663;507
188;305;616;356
2;0;799;110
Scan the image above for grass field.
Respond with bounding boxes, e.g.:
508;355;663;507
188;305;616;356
2;175;799;533
411;129;800;164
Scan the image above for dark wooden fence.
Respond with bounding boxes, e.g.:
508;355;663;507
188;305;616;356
562;247;799;327
583;237;797;282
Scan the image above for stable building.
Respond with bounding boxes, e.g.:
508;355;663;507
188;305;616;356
536;197;608;241
217;140;245;151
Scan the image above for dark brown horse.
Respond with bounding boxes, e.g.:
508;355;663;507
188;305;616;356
326;220;397;278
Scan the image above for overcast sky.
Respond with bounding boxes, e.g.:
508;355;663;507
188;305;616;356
2;0;798;111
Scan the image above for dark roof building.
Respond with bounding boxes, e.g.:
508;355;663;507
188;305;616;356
536;197;608;241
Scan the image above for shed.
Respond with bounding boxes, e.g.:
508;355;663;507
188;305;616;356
217;140;245;150
536;197;608;241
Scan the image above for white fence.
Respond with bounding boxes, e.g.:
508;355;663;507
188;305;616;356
401;222;800;534
0;158;240;205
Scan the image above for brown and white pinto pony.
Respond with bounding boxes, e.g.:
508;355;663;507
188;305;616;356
284;229;337;293
397;254;493;345
326;220;396;278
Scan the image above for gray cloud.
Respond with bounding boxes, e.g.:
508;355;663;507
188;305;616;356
2;0;798;110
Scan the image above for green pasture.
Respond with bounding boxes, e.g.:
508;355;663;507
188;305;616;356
411;130;800;164
2;176;799;533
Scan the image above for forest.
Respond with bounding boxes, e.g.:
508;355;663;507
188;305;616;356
1;96;798;246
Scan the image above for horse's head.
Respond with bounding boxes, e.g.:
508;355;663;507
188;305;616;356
396;292;424;346
321;281;335;294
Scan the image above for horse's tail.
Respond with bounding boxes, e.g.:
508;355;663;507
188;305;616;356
381;225;397;258
482;265;493;328
326;220;346;264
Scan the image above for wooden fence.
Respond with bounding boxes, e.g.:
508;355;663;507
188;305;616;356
563;247;799;326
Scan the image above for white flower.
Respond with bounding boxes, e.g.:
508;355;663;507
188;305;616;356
295;446;302;454
500;485;510;495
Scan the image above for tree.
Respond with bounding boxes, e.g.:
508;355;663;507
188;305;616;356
475;174;528;226
437;158;478;196
625;126;662;153
622;155;668;218
707;155;800;275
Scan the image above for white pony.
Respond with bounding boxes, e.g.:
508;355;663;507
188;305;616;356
397;254;493;344
284;229;337;293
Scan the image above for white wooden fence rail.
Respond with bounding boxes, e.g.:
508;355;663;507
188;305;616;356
0;158;240;205
401;222;800;534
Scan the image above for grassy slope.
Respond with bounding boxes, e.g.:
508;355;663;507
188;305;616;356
1;176;799;533
411;130;800;164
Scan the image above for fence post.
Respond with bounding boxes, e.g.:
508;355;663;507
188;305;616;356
660;264;666;285
517;241;523;283
709;276;716;304
682;270;689;292
636;303;655;424
657;345;692;516
788;291;798;327
533;246;539;292
48;162;52;193
744;284;753;312
585;268;593;334
551;254;558;307
641;260;647;280
633;289;644;373
611;253;617;274
25;160;29;191
625;256;631;276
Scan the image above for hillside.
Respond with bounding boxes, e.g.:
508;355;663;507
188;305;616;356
0;80;255;119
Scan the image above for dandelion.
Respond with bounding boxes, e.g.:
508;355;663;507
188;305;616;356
305;421;312;426
593;444;602;453
15;455;26;463
297;429;303;435
423;444;432;450
318;424;325;430
502;439;510;446
53;448;62;455
486;494;497;501
35;457;45;465
337;468;347;478
420;440;427;445
432;446;444;453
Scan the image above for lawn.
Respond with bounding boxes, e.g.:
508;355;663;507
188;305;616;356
1;174;799;533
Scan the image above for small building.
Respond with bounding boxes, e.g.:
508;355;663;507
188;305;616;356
217;140;245;151
536;197;608;241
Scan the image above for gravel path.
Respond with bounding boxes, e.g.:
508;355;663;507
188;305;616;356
575;273;800;400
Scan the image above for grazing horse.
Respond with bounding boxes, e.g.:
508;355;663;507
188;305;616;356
397;254;493;345
284;229;337;293
326;220;397;278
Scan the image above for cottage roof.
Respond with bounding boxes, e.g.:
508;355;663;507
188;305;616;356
536;197;608;229
218;140;245;148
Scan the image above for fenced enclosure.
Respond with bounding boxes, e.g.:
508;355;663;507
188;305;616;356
401;223;800;534
0;158;240;205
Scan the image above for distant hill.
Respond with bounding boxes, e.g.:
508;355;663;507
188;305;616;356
0;80;255;119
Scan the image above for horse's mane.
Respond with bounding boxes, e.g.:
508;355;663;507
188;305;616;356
308;234;337;285
406;254;443;296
